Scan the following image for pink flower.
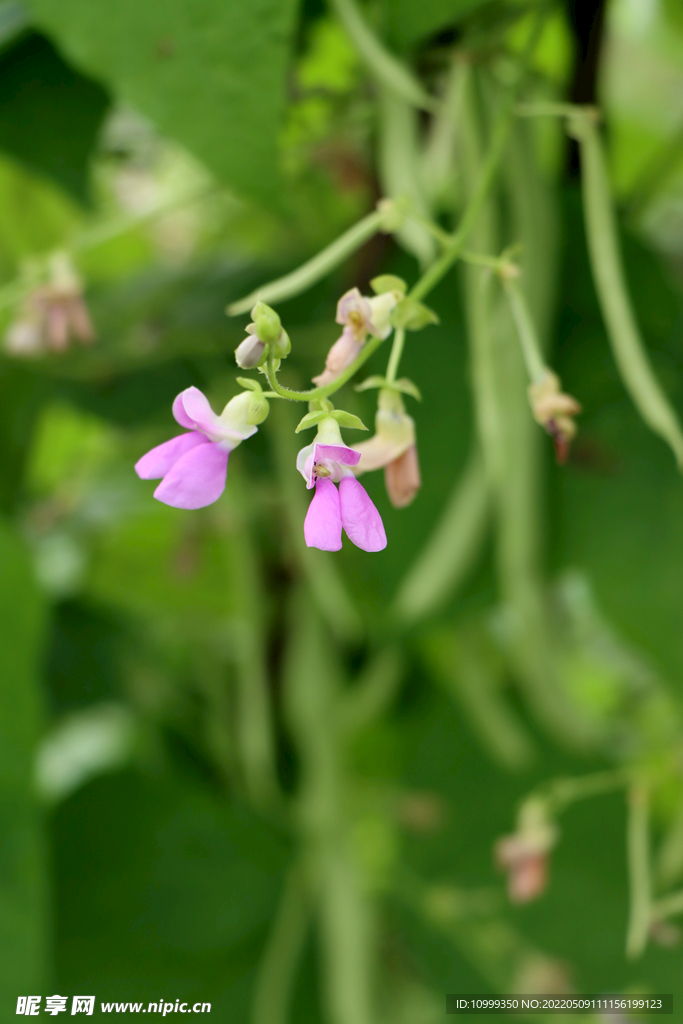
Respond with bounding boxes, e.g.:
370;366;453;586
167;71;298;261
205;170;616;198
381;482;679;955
135;387;257;509
353;396;421;508
494;799;558;904
296;431;387;552
312;287;399;386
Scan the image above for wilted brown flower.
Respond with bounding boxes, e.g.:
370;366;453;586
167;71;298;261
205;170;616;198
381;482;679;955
495;798;558;904
528;369;581;464
353;389;421;508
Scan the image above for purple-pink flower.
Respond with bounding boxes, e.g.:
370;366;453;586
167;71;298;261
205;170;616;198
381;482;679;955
297;434;387;552
135;386;257;509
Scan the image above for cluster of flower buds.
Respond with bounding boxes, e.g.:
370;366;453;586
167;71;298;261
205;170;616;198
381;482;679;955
528;369;582;464
494;797;558;904
312;278;404;387
234;300;291;370
4;253;95;357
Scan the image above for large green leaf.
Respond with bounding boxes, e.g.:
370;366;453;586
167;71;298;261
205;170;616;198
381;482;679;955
0;519;47;1006
26;0;300;205
0;32;109;203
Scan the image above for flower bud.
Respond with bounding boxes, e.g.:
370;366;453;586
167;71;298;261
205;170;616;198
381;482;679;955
250;301;282;344
246;391;270;425
272;327;291;359
235;334;266;368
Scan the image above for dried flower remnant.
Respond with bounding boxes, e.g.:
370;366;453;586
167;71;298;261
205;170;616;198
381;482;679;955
495;798;558;904
312;286;400;386
297;416;387;552
4;254;95;357
354;389;420;508
528;369;581;464
135;386;267;509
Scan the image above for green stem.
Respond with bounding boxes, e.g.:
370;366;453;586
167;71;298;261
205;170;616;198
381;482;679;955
328;0;435;112
265;335;384;402
227;209;384;316
252;864;310;1024
626;783;652;959
384;327;405;384
503;278;547;381
537;768;630;814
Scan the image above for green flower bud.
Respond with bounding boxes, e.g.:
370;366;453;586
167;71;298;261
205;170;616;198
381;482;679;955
272;327;291;359
247;391;270;425
250;301;282;344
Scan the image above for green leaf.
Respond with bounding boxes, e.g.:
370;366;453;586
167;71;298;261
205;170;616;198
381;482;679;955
354;375;387;392
370;274;406;295
392;297;440;331
295;409;327;433
236;377;262;392
26;0;300;205
382;0;494;48
0;519;48;1004
331;409;368;430
0;32;109;204
394;377;422;401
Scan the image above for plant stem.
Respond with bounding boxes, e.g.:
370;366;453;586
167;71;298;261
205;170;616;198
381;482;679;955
384;327;405;385
503;278;547;381
264;335;384;402
626;782;652;959
227;209;384;316
537;768;630;814
252;864;310;1024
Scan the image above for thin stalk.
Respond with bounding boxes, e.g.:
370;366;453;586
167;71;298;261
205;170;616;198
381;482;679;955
384;327;405;384
503;278;546;381
264;336;385;402
626;783;652;959
328;0;435;112
535;768;631;814
252;864;310;1024
227;209;384;316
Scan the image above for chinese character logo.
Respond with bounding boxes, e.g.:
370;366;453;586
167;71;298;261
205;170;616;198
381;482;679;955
45;996;68;1015
16;996;41;1015
71;997;95;1016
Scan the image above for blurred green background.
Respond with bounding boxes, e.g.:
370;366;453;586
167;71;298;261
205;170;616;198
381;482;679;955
2;0;683;1020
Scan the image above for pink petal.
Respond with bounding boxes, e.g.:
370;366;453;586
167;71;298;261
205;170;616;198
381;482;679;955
314;444;361;467
172;386;220;434
135;431;208;480
153;441;229;509
339;476;387;552
304;478;342;551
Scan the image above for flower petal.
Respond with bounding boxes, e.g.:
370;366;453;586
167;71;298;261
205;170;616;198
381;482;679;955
304;478;342;551
153;441;229;509
135;431;208;480
339;476;387;552
314;443;361;467
172;386;221;435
